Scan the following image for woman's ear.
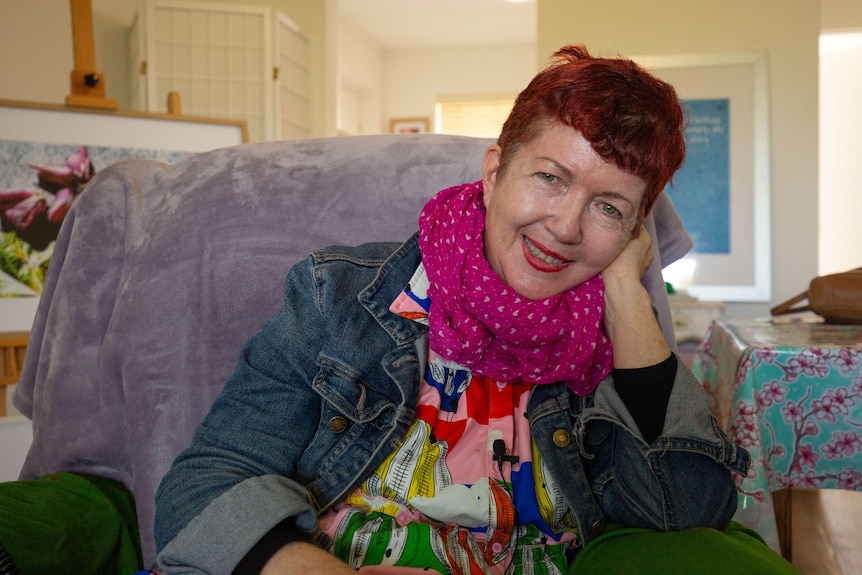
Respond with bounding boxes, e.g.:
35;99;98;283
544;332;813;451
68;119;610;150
482;144;503;207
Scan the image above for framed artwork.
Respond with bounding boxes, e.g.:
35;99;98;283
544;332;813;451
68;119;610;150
0;99;247;330
390;117;430;134
633;52;772;302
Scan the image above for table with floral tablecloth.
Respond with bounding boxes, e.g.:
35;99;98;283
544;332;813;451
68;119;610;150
693;317;862;553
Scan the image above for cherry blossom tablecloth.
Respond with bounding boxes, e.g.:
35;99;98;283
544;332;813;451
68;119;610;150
693;317;862;552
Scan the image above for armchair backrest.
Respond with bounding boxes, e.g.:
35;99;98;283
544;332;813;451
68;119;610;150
14;134;691;564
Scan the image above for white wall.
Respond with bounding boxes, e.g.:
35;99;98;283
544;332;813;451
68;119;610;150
822;0;862;29
1;300;40;333
337;33;537;136
0;0;73;104
337;21;384;134
820;0;862;276
384;44;537;131
819;30;862;276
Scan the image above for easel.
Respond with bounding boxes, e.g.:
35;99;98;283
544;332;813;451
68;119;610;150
65;0;118;110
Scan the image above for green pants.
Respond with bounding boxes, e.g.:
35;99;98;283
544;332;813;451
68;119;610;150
0;472;800;575
570;521;801;574
0;472;142;575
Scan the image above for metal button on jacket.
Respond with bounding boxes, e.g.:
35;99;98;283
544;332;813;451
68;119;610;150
590;518;606;536
552;428;571;447
328;416;348;434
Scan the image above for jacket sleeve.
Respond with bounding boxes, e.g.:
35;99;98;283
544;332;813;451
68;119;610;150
154;255;327;573
583;357;750;532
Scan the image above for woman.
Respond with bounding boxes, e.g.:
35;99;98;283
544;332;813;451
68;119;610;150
154;45;797;574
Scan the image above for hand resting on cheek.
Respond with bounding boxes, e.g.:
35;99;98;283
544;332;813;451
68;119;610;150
602;224;654;285
601;225;670;369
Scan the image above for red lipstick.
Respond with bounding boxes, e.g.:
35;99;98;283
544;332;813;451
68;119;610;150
522;236;570;272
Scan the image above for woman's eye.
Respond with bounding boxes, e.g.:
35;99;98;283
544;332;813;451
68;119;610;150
538;172;558;183
599;202;621;217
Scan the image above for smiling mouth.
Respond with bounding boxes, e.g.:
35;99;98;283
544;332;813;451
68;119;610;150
523;236;570;268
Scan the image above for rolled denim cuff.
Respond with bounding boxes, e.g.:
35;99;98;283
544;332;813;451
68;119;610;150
157;474;318;573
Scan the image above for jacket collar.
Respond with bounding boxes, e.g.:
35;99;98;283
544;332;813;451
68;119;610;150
358;233;428;345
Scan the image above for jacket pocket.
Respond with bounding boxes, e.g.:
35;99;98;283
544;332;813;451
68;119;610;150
312;354;398;427
296;355;400;507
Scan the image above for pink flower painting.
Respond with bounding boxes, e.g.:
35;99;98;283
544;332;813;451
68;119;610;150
0;146;95;293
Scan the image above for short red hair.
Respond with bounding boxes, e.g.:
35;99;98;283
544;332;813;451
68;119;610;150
498;45;686;216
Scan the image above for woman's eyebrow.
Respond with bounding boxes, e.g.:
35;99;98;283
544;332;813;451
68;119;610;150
537;157;636;208
537;157;574;180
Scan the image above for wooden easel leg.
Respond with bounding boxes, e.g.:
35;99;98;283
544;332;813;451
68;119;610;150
65;0;117;110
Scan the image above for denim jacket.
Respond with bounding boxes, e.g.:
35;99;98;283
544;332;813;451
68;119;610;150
154;234;749;573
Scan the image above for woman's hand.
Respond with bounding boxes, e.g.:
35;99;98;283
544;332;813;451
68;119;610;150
602;226;671;369
602;224;654;285
261;542;356;574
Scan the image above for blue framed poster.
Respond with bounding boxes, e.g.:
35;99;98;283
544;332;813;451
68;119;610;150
633;52;771;302
667;98;731;255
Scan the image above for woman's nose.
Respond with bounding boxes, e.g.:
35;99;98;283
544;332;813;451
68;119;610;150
546;195;586;244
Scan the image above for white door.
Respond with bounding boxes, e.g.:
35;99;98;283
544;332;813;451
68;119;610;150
274;12;310;140
128;1;148;111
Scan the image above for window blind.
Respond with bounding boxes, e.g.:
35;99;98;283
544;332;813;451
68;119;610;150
436;95;516;138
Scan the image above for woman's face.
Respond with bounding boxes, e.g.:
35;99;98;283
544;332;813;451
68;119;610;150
482;121;647;300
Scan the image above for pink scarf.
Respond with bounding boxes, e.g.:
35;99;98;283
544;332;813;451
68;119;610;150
418;181;613;396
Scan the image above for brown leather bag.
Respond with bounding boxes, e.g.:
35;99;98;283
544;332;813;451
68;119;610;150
771;268;862;324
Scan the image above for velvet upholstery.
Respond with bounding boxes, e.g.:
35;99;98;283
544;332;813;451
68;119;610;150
13;134;692;565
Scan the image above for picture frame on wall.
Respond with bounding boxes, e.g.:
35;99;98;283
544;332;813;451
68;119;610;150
633;52;772;302
390;117;430;134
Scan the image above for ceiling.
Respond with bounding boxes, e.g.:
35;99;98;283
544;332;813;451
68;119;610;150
336;0;537;48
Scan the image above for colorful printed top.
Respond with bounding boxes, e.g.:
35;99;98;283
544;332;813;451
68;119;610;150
318;264;581;574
